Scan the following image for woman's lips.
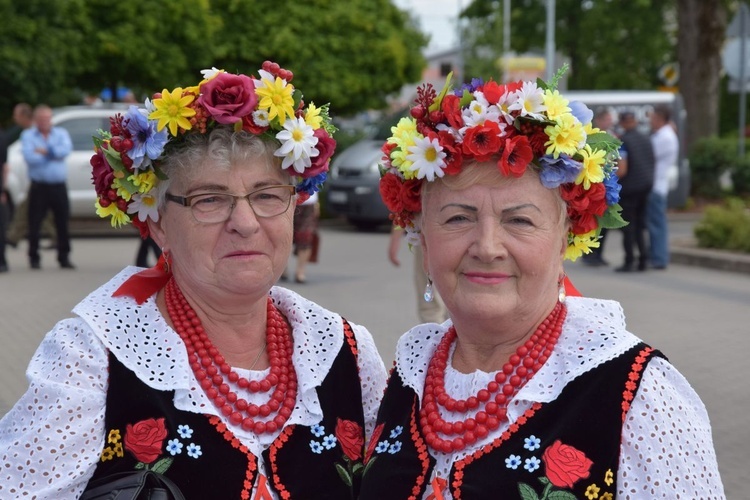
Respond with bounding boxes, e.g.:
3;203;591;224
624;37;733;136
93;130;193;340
463;271;511;285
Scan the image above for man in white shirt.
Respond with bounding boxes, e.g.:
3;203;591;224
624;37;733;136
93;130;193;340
648;105;679;269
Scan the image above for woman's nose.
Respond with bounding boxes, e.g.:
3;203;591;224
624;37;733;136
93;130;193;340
470;218;507;262
225;197;261;233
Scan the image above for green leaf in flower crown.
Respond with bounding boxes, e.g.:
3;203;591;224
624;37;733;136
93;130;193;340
518;482;540;500
587;132;622;155
317;103;338;135
335;463;352;487
151;457;174;474
600;204;628;229
429;72;454;112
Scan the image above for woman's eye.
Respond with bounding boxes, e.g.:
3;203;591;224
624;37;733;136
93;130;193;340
444;214;470;223
508;217;534;226
194;195;228;206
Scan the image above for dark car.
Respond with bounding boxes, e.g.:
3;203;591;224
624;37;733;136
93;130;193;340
326;112;405;230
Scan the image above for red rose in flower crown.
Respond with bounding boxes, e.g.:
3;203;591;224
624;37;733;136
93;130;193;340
542;440;593;489
335;418;364;461
377;67;626;261
198;72;258;125
123;417;168;464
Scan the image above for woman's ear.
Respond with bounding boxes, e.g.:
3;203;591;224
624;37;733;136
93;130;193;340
419;232;430;275
147;216;167;251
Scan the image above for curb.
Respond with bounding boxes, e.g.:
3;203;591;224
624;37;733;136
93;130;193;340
671;238;750;275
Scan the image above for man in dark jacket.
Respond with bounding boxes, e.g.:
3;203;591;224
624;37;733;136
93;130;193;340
615;111;655;272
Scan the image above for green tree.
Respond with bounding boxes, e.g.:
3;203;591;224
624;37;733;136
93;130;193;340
459;0;675;89
76;0;221;101
209;0;428;115
0;0;90;118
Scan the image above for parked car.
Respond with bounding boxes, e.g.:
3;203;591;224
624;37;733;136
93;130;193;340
5;105;131;218
326;112;406;230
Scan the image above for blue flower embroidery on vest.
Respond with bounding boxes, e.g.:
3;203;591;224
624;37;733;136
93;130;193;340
506;454;522;469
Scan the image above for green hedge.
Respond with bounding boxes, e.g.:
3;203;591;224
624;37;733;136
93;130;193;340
693;198;750;253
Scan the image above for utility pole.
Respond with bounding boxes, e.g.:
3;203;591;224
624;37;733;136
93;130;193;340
545;0;556;81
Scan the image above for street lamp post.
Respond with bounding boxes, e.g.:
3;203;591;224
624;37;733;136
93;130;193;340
545;0;556;81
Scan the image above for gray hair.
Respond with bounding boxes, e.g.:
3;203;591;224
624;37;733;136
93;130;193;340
156;127;287;208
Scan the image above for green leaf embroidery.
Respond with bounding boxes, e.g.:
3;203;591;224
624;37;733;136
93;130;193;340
518;482;540;500
351;462;364;475
335;463;352;487
362;456;377;477
547;491;577;500
134;462;145;470
151;457;174;474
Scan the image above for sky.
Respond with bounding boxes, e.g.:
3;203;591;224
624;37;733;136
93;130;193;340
393;0;463;53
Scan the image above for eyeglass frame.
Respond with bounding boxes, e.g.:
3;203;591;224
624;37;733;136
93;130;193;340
164;184;297;223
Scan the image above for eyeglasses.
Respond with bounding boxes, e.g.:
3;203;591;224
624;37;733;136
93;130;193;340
165;185;296;223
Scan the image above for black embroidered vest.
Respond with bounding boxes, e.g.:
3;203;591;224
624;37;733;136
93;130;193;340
87;320;366;499
360;343;662;500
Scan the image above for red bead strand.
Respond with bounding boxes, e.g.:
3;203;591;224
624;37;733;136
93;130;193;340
420;302;566;453
165;278;297;434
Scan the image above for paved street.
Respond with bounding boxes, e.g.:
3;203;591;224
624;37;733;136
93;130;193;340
1;216;748;498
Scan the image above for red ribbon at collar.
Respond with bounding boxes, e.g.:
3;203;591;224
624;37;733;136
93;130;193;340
112;254;171;305
564;275;582;297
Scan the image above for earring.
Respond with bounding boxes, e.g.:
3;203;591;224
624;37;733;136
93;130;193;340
424;276;434;303
558;275;566;303
162;250;171;274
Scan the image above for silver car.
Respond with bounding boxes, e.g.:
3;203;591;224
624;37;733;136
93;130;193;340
326;113;405;230
5;105;130;218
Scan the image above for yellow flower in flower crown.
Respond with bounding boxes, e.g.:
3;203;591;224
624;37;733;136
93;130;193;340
576;145;606;189
149;88;196;136
304;103;323;130
96;201;130;228
130;171;158;194
565;229;600;261
255;75;295;126
113;179;132;202
543;89;570;121
544;113;586;158
388;118;420;179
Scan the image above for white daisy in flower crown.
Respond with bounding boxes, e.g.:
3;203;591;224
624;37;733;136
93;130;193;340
90;61;337;238
378;66;626;261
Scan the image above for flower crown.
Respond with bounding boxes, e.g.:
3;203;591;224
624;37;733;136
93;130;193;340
378;68;625;261
90;61;336;237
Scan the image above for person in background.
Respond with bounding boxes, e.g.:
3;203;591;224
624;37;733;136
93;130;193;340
581;107;616;267
648;104;679;270
614;111;655;272
388;226;448;323
21;104;74;270
135;234;162;268
4;103;58;250
361;74;723;499
0;63;386;499
286;190;320;283
0;125;9;272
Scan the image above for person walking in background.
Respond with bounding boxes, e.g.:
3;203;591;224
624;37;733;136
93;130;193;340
285;190;320;283
388;227;448;324
581;107;617;267
5;102;57;249
21;104;74;270
648;104;679;270
615;111;654;272
134;235;161;267
0;127;9;272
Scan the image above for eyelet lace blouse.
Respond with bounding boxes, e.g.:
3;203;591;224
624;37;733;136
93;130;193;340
0;267;387;499
395;297;725;499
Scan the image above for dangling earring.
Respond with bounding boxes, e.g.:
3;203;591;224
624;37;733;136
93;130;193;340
424;276;434;302
558;274;566;303
162;249;171;274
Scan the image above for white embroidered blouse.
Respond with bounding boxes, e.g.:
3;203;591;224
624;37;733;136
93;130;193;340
0;267;387;499
394;297;725;499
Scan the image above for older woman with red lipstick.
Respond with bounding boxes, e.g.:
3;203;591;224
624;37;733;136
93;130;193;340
0;63;386;499
360;73;724;499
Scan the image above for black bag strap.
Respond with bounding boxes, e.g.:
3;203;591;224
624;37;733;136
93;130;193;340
80;469;185;500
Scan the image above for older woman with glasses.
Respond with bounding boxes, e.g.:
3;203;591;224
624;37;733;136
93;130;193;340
0;63;386;499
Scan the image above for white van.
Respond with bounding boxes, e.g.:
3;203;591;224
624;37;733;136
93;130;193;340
564;90;689;208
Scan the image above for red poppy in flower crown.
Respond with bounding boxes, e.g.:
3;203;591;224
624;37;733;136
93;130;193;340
378;67;626;261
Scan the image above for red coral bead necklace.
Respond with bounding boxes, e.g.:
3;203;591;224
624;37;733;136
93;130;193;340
165;278;298;434
420;301;567;453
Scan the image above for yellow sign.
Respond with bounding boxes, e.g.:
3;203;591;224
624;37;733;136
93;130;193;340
499;56;546;83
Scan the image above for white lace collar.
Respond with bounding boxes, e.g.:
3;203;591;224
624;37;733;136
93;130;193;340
395;297;641;422
72;266;345;446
